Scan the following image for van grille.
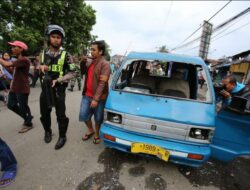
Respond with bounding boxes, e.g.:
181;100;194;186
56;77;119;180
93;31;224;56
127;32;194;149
104;110;214;144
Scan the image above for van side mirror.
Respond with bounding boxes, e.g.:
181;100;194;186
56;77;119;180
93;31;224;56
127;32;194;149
226;96;247;114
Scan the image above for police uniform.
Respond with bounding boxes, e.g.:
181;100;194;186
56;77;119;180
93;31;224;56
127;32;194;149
68;64;81;91
40;49;74;147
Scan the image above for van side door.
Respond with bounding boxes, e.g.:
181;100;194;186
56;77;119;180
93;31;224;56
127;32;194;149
211;107;250;161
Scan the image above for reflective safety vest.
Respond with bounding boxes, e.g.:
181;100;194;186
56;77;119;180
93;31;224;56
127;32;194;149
41;50;66;77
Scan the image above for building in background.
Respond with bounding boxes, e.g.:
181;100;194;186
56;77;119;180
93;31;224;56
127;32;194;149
111;54;125;70
229;50;250;83
207;49;250;84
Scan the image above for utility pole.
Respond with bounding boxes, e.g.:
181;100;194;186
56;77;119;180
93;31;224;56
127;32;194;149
199;20;213;60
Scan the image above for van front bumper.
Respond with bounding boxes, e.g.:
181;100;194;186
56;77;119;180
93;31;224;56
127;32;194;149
100;123;211;167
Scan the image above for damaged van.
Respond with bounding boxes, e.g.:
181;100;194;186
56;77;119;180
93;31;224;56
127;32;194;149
100;52;250;167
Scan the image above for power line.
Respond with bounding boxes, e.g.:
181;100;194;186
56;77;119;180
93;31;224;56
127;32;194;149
171;6;250;51
212;12;249;39
171;36;200;51
163;1;173;28
171;0;232;50
180;12;250;52
177;0;232;46
212;7;250;32
156;1;173;48
179;45;200;53
212;21;250;41
179;21;250;54
206;0;232;22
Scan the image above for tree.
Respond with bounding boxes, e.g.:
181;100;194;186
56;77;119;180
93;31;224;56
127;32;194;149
104;41;111;61
0;0;96;55
157;45;169;53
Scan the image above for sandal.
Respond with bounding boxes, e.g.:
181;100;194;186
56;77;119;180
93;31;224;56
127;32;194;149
0;171;16;187
18;126;33;133
82;132;94;141
93;136;101;144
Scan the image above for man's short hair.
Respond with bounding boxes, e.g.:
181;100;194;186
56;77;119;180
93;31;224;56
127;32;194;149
224;75;237;85
91;40;106;56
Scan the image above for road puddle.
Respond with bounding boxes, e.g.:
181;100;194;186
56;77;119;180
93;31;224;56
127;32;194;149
76;148;140;190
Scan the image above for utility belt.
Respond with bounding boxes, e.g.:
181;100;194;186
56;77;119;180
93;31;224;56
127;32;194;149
41;74;66;108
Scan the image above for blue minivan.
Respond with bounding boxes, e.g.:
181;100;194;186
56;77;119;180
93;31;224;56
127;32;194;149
100;52;250;167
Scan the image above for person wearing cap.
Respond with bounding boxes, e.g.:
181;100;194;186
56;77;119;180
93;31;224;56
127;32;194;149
38;25;76;150
0;41;33;133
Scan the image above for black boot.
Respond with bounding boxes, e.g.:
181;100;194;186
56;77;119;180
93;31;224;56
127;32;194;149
55;137;66;150
40;117;52;143
44;131;52;143
55;117;69;150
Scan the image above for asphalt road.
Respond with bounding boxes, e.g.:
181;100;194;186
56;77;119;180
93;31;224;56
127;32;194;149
0;84;249;190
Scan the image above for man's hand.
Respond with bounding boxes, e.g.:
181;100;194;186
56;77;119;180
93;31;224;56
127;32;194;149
90;100;98;108
39;65;49;73
2;75;7;79
52;79;57;88
0;58;13;67
80;55;87;62
220;89;231;98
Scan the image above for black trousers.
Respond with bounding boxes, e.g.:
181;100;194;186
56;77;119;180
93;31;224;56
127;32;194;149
31;70;40;87
40;84;69;138
0;94;5;102
7;92;32;124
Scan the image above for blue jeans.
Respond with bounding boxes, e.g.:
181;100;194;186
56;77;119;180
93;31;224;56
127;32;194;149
0;138;17;172
79;96;106;125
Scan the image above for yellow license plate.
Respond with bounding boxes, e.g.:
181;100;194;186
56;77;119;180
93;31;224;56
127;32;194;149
131;143;170;161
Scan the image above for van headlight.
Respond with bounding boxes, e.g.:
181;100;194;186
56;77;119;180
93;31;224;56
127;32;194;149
107;112;122;124
189;128;213;141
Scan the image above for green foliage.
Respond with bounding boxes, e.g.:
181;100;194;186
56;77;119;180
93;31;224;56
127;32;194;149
104;41;111;61
0;0;96;55
157;45;169;53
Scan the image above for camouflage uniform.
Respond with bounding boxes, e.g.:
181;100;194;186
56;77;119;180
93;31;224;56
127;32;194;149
68;64;81;91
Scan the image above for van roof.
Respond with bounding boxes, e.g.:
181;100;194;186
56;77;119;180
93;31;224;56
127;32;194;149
126;52;206;66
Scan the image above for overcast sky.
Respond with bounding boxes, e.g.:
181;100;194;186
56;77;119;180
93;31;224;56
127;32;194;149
86;1;250;59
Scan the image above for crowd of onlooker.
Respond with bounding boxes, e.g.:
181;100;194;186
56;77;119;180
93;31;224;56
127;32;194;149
0;51;43;107
0;52;14;105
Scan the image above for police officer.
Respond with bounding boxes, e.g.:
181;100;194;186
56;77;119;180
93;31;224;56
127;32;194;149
68;56;81;92
39;25;76;150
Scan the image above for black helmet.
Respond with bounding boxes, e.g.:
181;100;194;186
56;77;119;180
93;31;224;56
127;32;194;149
46;25;65;38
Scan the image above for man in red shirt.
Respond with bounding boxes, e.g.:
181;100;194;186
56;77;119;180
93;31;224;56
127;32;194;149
79;41;111;144
0;41;33;133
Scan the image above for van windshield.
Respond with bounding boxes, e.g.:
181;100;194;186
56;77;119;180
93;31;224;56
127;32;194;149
114;59;212;103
